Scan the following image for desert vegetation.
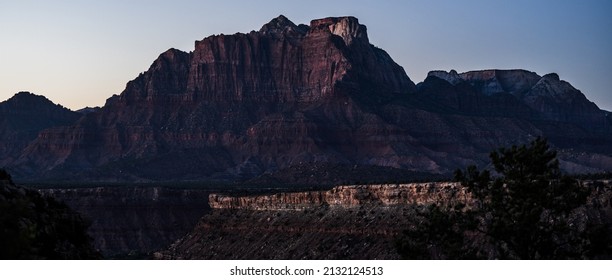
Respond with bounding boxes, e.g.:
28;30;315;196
0;169;100;259
396;138;611;259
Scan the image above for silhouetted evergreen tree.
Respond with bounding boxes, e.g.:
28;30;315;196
0;168;12;183
397;137;610;259
0;169;100;259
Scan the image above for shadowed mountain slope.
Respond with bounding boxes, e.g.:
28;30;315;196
3;16;612;182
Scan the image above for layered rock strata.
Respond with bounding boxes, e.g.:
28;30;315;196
209;182;470;210
158;181;611;259
3;16;612;181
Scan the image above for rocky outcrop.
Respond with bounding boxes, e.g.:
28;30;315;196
158;180;612;259
209;183;470;210
208;180;611;213
158;183;470;259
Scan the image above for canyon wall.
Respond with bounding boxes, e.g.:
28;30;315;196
209;182;471;210
38;186;211;257
158;180;611;259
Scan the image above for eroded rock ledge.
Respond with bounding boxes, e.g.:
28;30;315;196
209;182;471;210
157;180;611;259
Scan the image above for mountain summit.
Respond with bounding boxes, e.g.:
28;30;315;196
4;16;612;182
0;92;81;167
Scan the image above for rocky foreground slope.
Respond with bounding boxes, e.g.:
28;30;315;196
157;183;463;260
156;182;612;259
0;171;100;259
2;15;611;182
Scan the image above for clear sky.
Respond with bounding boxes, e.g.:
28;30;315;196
1;0;611;110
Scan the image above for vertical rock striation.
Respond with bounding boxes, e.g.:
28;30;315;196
4;16;612;181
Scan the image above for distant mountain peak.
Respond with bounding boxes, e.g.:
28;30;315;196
76;107;101;114
2;91;62;110
260;15;294;30
528;72;586;104
429;69;541;95
13;91;36;96
542;72;560;81
9;91;46;101
259;15;308;36
427;70;463;85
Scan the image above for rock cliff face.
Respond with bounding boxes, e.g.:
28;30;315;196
209;183;470;210
167;183;470;260
158;180;612;259
160;183;466;260
3;16;612;181
9;16;419;181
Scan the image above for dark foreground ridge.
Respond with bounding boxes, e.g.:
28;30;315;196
0;170;100;259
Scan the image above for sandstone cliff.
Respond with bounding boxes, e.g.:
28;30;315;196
9;16;418;181
209;183;470;210
169;183;472;260
157;180;611;259
4;16;612;181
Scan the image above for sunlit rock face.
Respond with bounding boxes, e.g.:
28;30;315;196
209;183;470;210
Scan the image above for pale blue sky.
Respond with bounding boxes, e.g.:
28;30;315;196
1;0;611;110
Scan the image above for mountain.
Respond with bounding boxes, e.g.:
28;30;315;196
4;16;612;182
0;92;81;167
421;70;612;162
427;69;607;126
